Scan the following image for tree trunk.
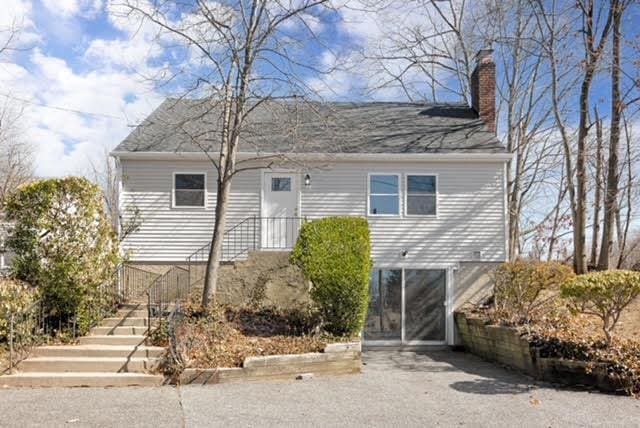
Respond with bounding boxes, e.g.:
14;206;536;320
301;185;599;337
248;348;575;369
598;3;622;270
590;110;603;267
574;72;594;274
201;175;232;308
616;115;633;269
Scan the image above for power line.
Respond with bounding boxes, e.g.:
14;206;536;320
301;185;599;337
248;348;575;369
0;92;127;120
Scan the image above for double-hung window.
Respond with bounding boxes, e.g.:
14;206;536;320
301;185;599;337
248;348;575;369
173;173;206;208
406;175;437;216
369;174;400;215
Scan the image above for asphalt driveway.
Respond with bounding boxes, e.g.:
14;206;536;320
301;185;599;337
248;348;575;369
1;350;639;427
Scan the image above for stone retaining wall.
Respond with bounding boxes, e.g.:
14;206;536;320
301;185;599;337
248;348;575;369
180;342;361;385
455;312;631;394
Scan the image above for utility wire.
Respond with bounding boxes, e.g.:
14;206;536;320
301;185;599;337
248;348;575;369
0;92;127;120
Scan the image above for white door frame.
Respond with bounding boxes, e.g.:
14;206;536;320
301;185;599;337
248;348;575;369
364;265;454;346
259;169;301;250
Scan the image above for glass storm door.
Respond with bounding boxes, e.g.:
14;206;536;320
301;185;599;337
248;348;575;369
364;269;402;341
404;269;447;343
364;268;447;344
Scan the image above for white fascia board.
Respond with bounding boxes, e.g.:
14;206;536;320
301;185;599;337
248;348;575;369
110;150;513;163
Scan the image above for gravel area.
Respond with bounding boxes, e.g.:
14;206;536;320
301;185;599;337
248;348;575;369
1;350;639;427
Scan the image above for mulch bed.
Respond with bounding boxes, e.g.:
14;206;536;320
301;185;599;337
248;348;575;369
162;304;349;369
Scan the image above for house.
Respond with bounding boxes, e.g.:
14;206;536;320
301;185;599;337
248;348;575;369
111;49;510;347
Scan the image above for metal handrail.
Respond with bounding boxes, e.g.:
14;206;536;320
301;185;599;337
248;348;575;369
3;264;159;371
185;216;305;290
146;266;190;335
120;264;161;302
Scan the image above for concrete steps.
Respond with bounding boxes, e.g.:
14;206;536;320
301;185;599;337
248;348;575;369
116;309;149;318
91;326;149;335
0;372;163;388
101;317;149;327
33;345;165;358
78;335;147;346
19;357;162;373
0;303;166;388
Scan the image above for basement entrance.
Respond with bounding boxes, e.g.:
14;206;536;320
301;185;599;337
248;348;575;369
364;268;448;346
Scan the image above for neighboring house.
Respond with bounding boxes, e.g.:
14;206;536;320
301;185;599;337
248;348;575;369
0;219;14;275
111;49;510;346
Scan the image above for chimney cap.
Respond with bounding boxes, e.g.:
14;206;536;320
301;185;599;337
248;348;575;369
475;48;494;64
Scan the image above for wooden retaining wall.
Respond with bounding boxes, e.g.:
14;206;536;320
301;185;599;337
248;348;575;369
455;312;631;394
180;342;361;385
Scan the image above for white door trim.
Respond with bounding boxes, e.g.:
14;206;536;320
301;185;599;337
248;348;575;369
259;170;301;250
364;266;454;346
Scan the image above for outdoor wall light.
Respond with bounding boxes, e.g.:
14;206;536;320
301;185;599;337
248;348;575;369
304;173;311;187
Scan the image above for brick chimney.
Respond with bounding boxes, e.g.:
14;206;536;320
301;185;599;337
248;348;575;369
470;48;496;134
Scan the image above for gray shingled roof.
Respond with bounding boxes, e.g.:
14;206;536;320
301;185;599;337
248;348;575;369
114;98;505;154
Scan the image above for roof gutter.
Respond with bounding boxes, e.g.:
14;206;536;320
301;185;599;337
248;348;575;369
110;150;513;163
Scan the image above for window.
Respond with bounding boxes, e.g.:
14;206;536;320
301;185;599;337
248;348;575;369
174;173;205;207
271;177;291;192
406;175;436;216
369;174;399;215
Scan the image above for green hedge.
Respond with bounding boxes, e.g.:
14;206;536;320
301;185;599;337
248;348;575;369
291;217;372;336
5;177;119;324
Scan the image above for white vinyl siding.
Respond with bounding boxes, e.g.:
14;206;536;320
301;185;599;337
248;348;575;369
120;160;260;262
120;159;507;265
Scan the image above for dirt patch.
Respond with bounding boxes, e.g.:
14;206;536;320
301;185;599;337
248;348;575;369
166;304;352;369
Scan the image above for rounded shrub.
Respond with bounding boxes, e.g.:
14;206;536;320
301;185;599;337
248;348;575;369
4;177;119;324
493;260;575;324
561;270;640;345
291;217;372;336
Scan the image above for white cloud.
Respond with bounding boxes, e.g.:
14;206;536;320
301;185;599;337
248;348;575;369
0;46;163;177
41;0;103;19
1;0;39;48
310;0;467;101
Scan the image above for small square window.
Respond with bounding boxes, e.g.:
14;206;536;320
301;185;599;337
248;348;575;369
369;174;399;215
174;173;205;207
406;175;436;215
271;177;291;192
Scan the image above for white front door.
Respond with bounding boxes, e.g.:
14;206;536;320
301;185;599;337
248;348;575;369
261;172;299;249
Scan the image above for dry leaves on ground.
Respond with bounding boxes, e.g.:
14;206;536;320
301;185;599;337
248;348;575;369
172;304;346;368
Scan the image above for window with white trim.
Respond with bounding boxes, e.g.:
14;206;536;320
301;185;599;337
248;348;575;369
406;175;436;215
174;173;205;207
369;174;400;215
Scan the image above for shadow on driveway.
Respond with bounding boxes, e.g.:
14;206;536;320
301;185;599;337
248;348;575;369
363;349;536;395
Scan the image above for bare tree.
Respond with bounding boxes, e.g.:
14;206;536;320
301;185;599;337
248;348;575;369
88;149;142;240
0;99;33;209
590;108;604;267
598;0;633;269
0;20;32;209
117;0;336;308
532;0;615;273
572;0;615;273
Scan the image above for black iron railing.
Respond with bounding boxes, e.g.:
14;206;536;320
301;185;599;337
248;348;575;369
120;264;161;302
185;216;304;290
146;266;190;331
3;264;159;371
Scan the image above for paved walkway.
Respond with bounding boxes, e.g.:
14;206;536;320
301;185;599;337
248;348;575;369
0;351;639;427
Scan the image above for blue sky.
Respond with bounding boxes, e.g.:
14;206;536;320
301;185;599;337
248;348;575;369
1;0;638;181
1;1;377;177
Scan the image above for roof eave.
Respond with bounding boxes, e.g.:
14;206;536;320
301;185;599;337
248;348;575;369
110;150;513;162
